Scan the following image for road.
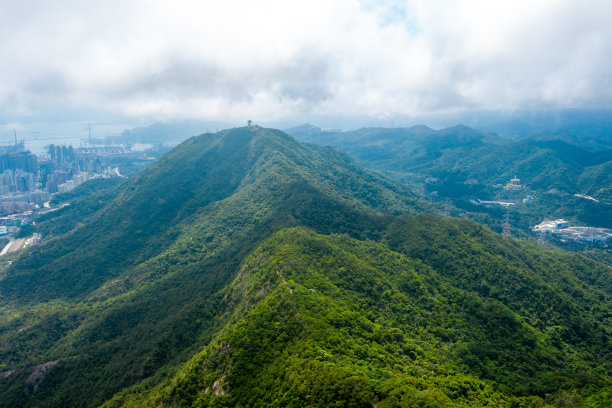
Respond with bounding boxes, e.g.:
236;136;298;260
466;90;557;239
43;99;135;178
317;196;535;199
0;238;26;256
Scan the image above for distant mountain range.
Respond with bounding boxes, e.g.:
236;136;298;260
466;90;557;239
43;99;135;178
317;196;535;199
117;120;233;144
0;127;610;407
286;124;612;231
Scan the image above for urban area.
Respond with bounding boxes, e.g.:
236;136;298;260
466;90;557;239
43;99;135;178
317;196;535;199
0;138;157;255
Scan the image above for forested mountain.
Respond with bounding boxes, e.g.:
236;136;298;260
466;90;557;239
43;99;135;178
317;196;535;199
108;220;610;408
0;127;610;407
286;125;612;200
0;127;420;407
286;125;612;231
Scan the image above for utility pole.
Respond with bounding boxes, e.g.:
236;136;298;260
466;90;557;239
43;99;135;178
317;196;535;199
444;199;450;217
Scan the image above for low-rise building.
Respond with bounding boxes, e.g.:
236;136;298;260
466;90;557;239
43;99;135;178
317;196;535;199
533;219;569;232
504;176;523;190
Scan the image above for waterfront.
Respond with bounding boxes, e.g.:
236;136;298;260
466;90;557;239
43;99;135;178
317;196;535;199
0;121;137;154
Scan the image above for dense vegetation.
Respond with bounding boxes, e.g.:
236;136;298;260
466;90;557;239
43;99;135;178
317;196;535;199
0;127;418;406
105;226;610;407
0;127;609;407
286;124;612;232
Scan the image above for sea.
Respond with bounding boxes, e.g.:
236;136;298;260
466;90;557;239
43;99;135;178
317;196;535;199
0;121;136;155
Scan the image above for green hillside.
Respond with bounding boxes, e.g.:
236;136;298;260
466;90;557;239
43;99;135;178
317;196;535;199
286;125;612;231
1;127;417;302
0;127;610;407
287;125;612;199
106;226;610;407
0;127;421;407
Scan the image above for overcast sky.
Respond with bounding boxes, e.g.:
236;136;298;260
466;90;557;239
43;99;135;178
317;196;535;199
1;0;611;124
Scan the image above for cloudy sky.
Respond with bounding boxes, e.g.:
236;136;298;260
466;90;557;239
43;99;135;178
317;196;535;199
1;0;611;124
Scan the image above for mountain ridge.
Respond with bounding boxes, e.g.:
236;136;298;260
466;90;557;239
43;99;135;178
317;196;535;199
0;127;423;407
0;127;609;407
285;124;612;233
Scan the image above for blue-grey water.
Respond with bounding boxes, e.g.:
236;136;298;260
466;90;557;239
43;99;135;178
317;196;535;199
0;121;135;155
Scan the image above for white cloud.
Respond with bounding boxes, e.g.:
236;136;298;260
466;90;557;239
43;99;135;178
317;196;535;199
0;0;610;122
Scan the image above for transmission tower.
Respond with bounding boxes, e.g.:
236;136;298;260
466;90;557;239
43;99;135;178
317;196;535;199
502;211;511;237
538;230;545;245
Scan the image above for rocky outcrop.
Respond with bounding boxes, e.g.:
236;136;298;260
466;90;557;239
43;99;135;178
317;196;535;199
25;360;58;395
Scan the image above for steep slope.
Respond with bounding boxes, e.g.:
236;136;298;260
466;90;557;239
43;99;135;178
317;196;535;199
0;127;421;407
105;227;611;407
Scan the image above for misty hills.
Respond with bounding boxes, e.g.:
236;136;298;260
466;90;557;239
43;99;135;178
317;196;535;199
117;120;232;144
0;127;610;407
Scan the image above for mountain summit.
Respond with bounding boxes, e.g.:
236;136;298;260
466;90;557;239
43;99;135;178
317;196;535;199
0;127;609;407
1;127;418;302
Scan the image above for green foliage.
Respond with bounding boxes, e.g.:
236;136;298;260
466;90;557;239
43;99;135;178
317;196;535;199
121;228;610;407
14;224;34;238
0;127;609;408
287;125;612;230
0;127;416;407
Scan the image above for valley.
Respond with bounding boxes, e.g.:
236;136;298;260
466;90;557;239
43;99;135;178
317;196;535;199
286;124;612;257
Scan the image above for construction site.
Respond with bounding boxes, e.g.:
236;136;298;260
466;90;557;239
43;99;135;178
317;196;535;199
532;219;612;243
